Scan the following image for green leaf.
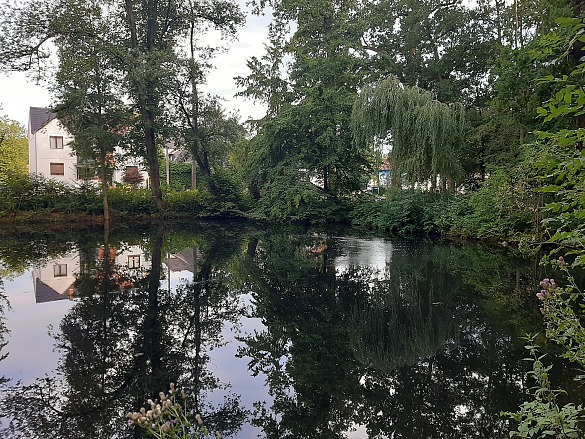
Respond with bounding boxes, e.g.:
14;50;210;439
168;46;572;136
556;17;581;27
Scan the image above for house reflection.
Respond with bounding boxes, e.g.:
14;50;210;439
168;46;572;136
164;248;202;274
33;251;79;303
33;245;201;303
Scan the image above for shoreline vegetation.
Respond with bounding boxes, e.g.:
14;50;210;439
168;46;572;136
0;182;535;245
0;173;538;247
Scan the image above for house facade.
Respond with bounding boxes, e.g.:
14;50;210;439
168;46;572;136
28;107;78;183
28;107;149;186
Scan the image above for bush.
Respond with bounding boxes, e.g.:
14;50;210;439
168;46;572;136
350;190;449;235
198;170;253;218
108;186;157;215
162;162;193;190
350;175;533;240
164;189;205;214
254;171;349;223
0;174;101;213
456;170;533;239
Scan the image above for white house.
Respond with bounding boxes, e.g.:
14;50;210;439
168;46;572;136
28;107;77;183
28;107;149;186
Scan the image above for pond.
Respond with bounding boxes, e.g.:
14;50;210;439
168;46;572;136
0;222;551;438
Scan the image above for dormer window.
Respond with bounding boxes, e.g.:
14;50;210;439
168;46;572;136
50;136;64;149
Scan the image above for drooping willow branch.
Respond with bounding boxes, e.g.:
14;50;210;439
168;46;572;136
351;76;466;188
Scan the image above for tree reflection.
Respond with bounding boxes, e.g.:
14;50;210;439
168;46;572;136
0;225;247;438
0;225;560;439
239;234;541;439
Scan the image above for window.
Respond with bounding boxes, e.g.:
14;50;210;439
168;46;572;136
123;166;144;186
50;163;65;176
53;264;67;277
128;255;141;269
77;165;97;180
50;136;64;149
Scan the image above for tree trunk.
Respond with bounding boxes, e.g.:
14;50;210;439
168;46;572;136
102;178;110;224
142;109;165;210
124;0;165;211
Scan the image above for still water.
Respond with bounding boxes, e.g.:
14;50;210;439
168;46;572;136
0;223;547;438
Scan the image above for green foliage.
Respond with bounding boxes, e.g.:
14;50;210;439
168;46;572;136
350;180;533;239
241;0;371;196
108;186;157;215
163;162;192;191
0;173;255;218
254;167;349;223
1;0;245;210
171;94;247;179
504;16;585;439
164;189;203;214
504;336;583;438
460;170;534;239
0;174;101;214
0;116;28;183
350;190;440;235
351;77;466;188
201;170;253;218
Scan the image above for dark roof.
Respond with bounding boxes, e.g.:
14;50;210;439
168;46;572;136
29;107;57;134
165;248;200;273
34;278;71;304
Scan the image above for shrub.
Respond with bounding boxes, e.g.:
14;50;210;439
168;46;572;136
459;170;533;239
350;175;534;240
164;189;205;214
0;174;101;213
108;186;157;215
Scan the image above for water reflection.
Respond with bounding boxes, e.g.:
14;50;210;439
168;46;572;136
238;233;541;439
0;225;546;438
0;224;247;438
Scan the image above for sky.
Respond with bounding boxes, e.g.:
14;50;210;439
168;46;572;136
0;1;272;129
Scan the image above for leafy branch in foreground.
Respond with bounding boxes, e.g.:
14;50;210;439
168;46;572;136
503;333;583;438
503;16;585;438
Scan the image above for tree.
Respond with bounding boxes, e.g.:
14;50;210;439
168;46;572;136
242;0;371;195
0;0;244;210
0;116;28;183
352;77;466;191
168;0;245;182
51;0;129;223
360;0;498;106
172;93;246;180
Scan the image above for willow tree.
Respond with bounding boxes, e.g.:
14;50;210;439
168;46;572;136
352;77;466;191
